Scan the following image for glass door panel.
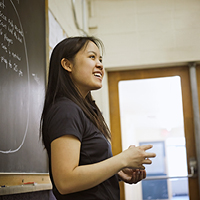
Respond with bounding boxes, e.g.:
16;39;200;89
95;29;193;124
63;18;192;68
118;76;189;200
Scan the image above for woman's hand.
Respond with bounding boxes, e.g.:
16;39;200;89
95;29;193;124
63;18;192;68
118;168;146;184
121;145;156;170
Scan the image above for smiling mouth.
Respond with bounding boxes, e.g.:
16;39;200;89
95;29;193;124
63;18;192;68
94;72;102;78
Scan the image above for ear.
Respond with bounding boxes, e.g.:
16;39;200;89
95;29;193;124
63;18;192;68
61;58;73;72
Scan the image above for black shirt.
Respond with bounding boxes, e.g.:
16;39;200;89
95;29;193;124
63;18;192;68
43;97;120;200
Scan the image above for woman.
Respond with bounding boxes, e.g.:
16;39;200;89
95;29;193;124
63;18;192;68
40;36;156;200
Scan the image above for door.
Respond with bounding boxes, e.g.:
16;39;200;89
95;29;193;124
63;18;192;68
108;66;199;200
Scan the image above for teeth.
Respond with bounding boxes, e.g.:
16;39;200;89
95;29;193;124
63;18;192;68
94;73;102;77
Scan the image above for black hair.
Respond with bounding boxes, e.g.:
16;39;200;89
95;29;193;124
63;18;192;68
40;36;111;144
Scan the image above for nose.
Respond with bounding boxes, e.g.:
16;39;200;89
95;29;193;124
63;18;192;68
96;60;103;70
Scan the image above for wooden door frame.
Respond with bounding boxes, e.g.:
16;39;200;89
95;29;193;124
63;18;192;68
108;65;199;200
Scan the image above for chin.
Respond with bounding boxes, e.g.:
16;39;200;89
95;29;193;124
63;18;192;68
91;85;102;91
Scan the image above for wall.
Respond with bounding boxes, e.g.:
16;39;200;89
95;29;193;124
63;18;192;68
48;0;88;36
89;0;200;69
48;0;200;128
88;0;200;126
48;0;85;37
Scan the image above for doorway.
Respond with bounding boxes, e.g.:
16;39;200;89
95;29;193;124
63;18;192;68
108;66;199;200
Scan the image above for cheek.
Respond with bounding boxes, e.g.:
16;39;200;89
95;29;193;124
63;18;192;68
71;60;94;82
101;69;105;80
72;70;90;85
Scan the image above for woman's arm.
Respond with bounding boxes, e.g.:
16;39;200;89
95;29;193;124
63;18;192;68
51;135;155;195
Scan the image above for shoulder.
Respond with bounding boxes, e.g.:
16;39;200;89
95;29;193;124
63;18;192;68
45;97;87;134
53;97;81;110
49;97;83;118
44;97;86;145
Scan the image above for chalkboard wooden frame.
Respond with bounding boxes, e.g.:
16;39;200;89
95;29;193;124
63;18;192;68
0;0;51;191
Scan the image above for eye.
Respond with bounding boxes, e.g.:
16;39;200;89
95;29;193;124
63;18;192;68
99;58;103;63
89;55;95;59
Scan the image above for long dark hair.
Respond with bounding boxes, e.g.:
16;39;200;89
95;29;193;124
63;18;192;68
40;36;111;144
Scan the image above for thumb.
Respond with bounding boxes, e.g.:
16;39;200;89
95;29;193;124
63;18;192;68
128;145;136;149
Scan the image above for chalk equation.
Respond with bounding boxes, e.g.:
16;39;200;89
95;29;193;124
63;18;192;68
0;0;24;77
0;0;30;154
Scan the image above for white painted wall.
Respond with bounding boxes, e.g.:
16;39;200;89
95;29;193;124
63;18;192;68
49;0;200;68
48;0;86;36
89;0;200;69
48;0;200;128
88;0;200;130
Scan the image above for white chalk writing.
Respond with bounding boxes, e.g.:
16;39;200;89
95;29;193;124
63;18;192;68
4;33;13;46
0;19;6;29
0;1;24;77
0;10;6;21
0;55;23;76
0;0;31;155
32;73;40;85
0;0;5;9
12;52;21;61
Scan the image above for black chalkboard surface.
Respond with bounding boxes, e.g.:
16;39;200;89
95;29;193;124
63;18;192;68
0;0;48;173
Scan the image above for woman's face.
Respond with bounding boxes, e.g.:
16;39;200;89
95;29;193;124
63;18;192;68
67;41;104;97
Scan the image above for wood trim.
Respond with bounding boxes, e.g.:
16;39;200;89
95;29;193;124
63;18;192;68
0;174;51;195
108;71;124;199
108;66;199;200
196;64;200;118
0;183;52;196
0;174;51;187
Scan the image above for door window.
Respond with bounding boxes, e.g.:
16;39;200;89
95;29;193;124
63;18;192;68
119;76;189;200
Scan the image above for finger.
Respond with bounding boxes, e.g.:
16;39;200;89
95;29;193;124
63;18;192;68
142;170;146;179
137;171;143;181
142;158;152;165
132;170;142;183
132;171;138;183
134;171;139;183
140;170;146;179
138;165;145;170
144;151;156;158
139;144;153;151
134;169;139;173
122;168;133;175
136;170;141;180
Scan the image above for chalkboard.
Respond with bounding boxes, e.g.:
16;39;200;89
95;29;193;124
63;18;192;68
0;0;48;173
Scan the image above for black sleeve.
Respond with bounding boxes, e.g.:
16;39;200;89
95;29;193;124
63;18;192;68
47;100;85;144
